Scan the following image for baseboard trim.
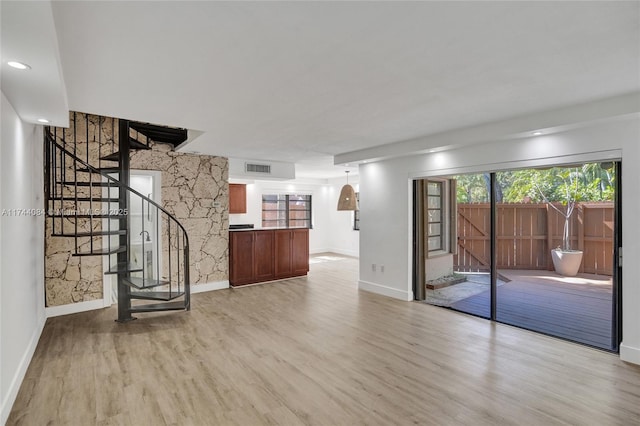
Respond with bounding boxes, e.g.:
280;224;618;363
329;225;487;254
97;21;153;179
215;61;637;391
45;299;105;318
45;282;230;317
309;248;359;258
327;248;359;258
358;280;412;301
620;342;640;365
191;280;229;294
1;314;46;425
309;248;330;255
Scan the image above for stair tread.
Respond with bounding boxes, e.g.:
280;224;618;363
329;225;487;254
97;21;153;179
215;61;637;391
62;181;118;188
99;152;120;162
130;290;185;301
105;263;143;275
76;167;121;174
129;301;187;313
99;139;149;161
123;277;170;290
73;246;126;257
52;230;127;237
129;122;187;147
48;213;127;219
49;196;120;202
128;138;151;150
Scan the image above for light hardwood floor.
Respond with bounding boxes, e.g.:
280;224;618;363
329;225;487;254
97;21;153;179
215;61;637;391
8;254;640;425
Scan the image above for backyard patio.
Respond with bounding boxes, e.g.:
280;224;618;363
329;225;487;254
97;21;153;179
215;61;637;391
425;270;613;350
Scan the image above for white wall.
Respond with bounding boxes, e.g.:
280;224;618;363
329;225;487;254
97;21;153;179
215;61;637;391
426;255;454;281
228;157;295;180
326;177;360;257
358;115;640;364
229;178;360;256
1;92;46;424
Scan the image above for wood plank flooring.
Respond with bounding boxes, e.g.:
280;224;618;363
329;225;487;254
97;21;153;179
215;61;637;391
8;254;640;425
451;271;613;349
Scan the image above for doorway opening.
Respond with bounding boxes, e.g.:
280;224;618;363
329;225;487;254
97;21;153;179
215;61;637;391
414;161;620;351
103;170;162;305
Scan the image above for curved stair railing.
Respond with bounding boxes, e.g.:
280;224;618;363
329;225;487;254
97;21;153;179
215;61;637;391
44;121;190;321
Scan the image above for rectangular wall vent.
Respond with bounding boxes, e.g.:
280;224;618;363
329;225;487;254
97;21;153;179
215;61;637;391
245;163;271;174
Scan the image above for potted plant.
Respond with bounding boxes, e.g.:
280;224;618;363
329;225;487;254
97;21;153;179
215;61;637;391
535;168;584;276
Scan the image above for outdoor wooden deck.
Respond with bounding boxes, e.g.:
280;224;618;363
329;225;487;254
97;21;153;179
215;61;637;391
450;270;614;350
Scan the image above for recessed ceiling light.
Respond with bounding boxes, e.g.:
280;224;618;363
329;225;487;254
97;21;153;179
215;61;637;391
8;61;31;70
37;118;50;123
533;131;543;136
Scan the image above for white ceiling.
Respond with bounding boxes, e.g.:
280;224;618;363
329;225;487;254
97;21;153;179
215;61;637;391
0;1;68;127
3;2;639;179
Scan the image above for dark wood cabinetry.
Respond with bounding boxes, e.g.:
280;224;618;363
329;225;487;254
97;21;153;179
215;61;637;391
229;228;308;286
229;231;255;285
229;184;247;214
275;229;309;278
254;231;275;281
291;229;310;275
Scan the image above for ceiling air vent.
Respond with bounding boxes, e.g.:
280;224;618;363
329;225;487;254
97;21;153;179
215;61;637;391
245;163;271;174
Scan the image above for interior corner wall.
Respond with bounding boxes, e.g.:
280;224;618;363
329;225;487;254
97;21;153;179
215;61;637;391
1;91;46;424
358;117;640;365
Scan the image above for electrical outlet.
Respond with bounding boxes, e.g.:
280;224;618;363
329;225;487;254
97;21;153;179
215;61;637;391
380;265;385;273
372;263;376;272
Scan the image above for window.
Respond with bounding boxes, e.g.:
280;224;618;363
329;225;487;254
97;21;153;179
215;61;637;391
262;194;312;228
426;181;444;252
353;192;360;230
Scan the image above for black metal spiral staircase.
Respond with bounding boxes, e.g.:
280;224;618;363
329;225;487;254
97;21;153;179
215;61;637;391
44;113;191;322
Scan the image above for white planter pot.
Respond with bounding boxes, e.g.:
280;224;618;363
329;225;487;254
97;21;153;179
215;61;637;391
551;249;583;277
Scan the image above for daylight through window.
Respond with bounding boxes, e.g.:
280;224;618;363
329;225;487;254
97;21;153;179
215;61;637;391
262;194;312;228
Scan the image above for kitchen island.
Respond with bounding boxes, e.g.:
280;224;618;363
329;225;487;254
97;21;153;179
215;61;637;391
229;228;309;286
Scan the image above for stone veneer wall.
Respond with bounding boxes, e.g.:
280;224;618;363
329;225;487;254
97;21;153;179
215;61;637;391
129;142;228;284
45;112;228;306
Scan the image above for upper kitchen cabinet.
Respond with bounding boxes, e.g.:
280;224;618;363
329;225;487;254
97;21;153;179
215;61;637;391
229;183;247;214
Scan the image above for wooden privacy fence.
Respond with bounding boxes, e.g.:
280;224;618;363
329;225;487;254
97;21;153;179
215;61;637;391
454;202;614;276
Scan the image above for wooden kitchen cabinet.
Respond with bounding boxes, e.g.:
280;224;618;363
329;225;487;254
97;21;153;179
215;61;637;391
229;231;256;286
254;231;275;281
274;230;292;278
229;184;247;214
229;228;308;286
275;229;309;278
291;229;310;275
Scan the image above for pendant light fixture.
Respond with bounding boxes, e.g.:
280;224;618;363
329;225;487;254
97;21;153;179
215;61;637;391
337;171;358;211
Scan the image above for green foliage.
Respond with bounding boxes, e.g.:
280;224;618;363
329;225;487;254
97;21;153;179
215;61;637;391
453;163;615;204
456;174;489;203
452;162;615;251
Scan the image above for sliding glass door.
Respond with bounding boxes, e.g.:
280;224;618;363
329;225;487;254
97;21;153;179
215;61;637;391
421;174;491;319
494;164;616;350
416;161;619;351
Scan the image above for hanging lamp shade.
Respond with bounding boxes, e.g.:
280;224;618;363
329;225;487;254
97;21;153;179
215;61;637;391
337;171;358;211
